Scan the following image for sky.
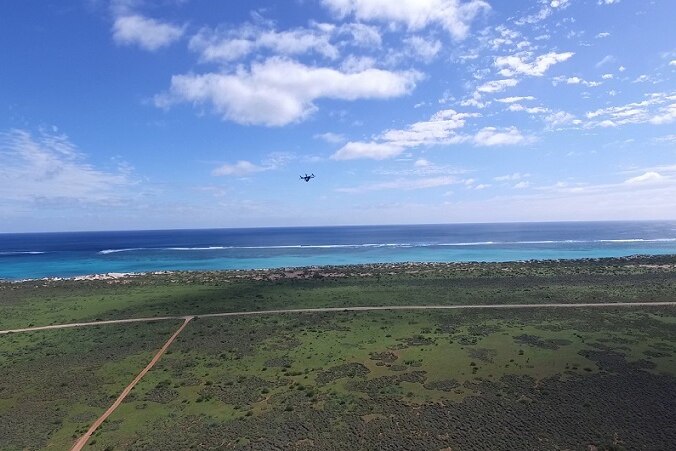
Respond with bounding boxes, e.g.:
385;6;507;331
0;0;675;232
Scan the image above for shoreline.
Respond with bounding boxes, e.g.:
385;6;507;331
3;253;676;285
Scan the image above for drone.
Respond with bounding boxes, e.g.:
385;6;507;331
299;173;315;182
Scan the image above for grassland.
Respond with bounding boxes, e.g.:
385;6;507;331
83;308;676;450
2;256;676;330
0;320;182;450
1;256;675;450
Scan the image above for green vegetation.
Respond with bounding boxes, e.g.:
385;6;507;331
0;321;182;450
91;308;676;450
0;256;675;449
2;255;676;330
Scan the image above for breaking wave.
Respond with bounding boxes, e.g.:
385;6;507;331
96;238;676;255
0;251;46;256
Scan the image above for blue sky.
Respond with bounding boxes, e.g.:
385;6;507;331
0;0;674;232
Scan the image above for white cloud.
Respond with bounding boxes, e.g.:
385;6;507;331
459;97;490;109
515;4;555;25
596;32;611;38
338;23;383;47
157;57;421;126
477;78;519;93
555;76;603;87
585;92;676;127
495;51;574;77
379;109;477;147
404;35;442;62
633;74;650;83
336;175;460;193
550;0;570;9
340;55;377;72
496;96;535;103
189;24;339;62
514;181;531;189
213;152;295;176
595;54;615;68
331;109;481;160
602;73;614;79
545;111;579;128
321;0;490;39
598;0;620;4
624;171;666;185
494;172;529;182
655;134;676;144
473;127;531;146
112;14;184;51
331;141;404;160
212;160;269;177
649;103;676;125
507;104;549;114
0;129;136;205
670;60;676;67
314;132;346;144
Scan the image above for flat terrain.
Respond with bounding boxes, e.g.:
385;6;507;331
1;256;675;450
2;256;676;330
0;321;183;450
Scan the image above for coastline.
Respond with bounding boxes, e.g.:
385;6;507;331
4;253;676;285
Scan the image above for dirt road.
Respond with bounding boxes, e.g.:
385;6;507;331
2;301;675;335
70;316;193;451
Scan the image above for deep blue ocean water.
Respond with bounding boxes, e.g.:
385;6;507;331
1;221;676;280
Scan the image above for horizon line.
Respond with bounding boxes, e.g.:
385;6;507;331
2;218;676;235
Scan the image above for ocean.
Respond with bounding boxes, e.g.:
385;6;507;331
1;221;676;280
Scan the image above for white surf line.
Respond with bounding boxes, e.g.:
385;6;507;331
1;302;675;336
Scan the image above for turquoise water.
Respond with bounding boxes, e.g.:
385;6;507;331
1;221;675;280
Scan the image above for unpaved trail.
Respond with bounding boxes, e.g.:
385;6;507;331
1;301;675;335
70;316;193;451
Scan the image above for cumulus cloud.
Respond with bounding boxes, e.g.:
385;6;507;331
378;109;478;147
624;171;666;185
585;92;676;127
331;142;404;160
404;35;442;62
156;57;421;126
649;103;676;125
545;111;580;128
496;96;535;103
321;0;490;39
212;160;269;177
507;104;549;114
113;14;185;51
476;78;519;93
0;129;136;205
495;51;574;77
473;127;532;146
331;109;478;160
552;76;602;87
189;24;339;62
